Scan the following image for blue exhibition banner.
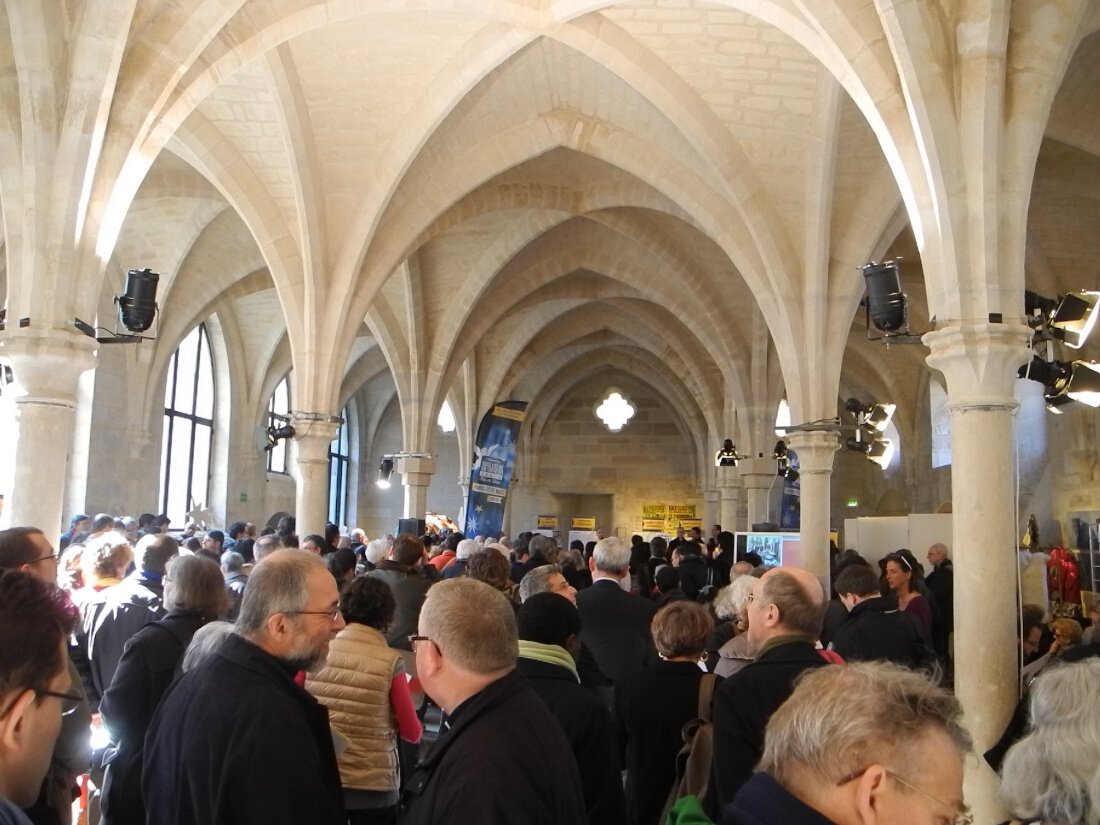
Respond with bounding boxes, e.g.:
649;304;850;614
463;400;527;537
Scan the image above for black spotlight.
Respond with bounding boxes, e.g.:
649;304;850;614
116;268;160;333
861;260;906;333
265;424;295;451
376;458;395;489
715;438;742;467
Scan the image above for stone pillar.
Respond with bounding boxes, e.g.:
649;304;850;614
703;488;719;534
739;457;777;528
924;322;1032;824
0;332;97;533
785;430;840;582
397;456;436;520
291;415;340;538
717;476;741;533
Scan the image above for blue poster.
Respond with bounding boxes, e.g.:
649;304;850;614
464;400;527;537
779;448;800;529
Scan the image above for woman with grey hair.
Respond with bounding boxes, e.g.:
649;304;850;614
712;575;757;677
999;658;1100;825
99;555;229;825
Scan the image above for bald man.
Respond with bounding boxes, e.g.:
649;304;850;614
709;566;829;813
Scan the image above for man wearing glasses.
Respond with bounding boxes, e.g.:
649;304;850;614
143;550;346;825
0;528;92;825
0;569;82;825
720;662;973;825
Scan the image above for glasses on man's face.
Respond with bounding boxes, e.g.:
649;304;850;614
37;689;84;716
408;634;432;652
836;767;971;825
31;552;61;564
286;607;342;622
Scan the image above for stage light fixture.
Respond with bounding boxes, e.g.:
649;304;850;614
845;397;896;432
1021;356;1100;412
117;268;160;333
861;260;906;333
376;458;395;489
264;424;295;451
715;439;746;467
845;435;895;469
1026;290;1100;350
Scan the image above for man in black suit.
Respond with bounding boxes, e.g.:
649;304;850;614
709;565;829;814
575;536;658;704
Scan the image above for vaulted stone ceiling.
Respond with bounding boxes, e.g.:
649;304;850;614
11;1;1096;468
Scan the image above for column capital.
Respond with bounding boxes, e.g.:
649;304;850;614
0;329;96;405
784;429;840;473
739;457;777;489
923;322;1032;409
397;456;436;486
290;414;340;462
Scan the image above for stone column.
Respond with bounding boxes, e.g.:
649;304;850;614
291;415;340;538
739;457;777;529
785;430;840;582
717;476;741;533
397;456;436;520
702;488;719;534
924;322;1032;823
0;332;97;533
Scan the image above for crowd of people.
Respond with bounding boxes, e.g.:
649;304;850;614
1;515;1099;825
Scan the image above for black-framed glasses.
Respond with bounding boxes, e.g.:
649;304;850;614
285;607;341;622
836;767;971;825
38;689;83;716
408;634;432;651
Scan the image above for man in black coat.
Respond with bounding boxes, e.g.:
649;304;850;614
517;593;628;825
143;551;345;825
400;579;586;825
925;543;954;661
575;536;658;689
709;566;829;814
830;564;935;670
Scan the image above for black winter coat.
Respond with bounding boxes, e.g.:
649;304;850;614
576;580;658;683
143;633;344;825
829;596;935;670
517;657;627;825
399;669;587;825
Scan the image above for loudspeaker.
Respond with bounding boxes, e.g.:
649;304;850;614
397;518;426;537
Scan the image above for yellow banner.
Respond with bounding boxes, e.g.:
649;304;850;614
667;505;696;517
492;405;526;421
642;504;667;519
571;516;596;530
537;514;558;529
642;517;666;531
680;518;703;531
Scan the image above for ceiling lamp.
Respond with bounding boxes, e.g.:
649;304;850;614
595;389;635;432
1026;290;1100;349
376;458;395;488
844;397;896;432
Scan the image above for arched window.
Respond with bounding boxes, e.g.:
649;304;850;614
328;409;350;526
267;376;290;474
160;323;214;524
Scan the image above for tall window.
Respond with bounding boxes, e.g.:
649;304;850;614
328;409;350;526
267;376;290;473
160;324;214;524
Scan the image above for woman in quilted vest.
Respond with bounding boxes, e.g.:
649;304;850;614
307;576;423;825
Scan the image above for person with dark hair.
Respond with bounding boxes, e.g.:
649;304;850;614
324;523;340;554
653;565;686;608
60;514;90;551
646;536;669;582
511;534;553;583
710;567;829;812
883;550;933;641
325;548;357;588
99;555;229;825
301;534;327;554
221;551;248;620
136;514;157;538
224;522;247;552
671;540;710;601
143;551;345;825
712;531;736;589
152;515;171;533
0;531;92;825
428;532;464;573
830;564;934;670
368;534;433;650
616;601;717;825
467;548;520;607
307;576;422;825
0;570;80;825
516;593;627;825
201;530;225;558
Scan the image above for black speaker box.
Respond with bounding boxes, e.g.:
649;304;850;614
397;518;426;536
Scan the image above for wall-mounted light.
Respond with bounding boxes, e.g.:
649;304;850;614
73;267;162;344
715;439;747;467
859;259;923;344
772;440;797;480
1026;290;1100;349
376;458;395;488
265;424;295;452
846;435;895;469
844;397;896;432
1020;356;1100;413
